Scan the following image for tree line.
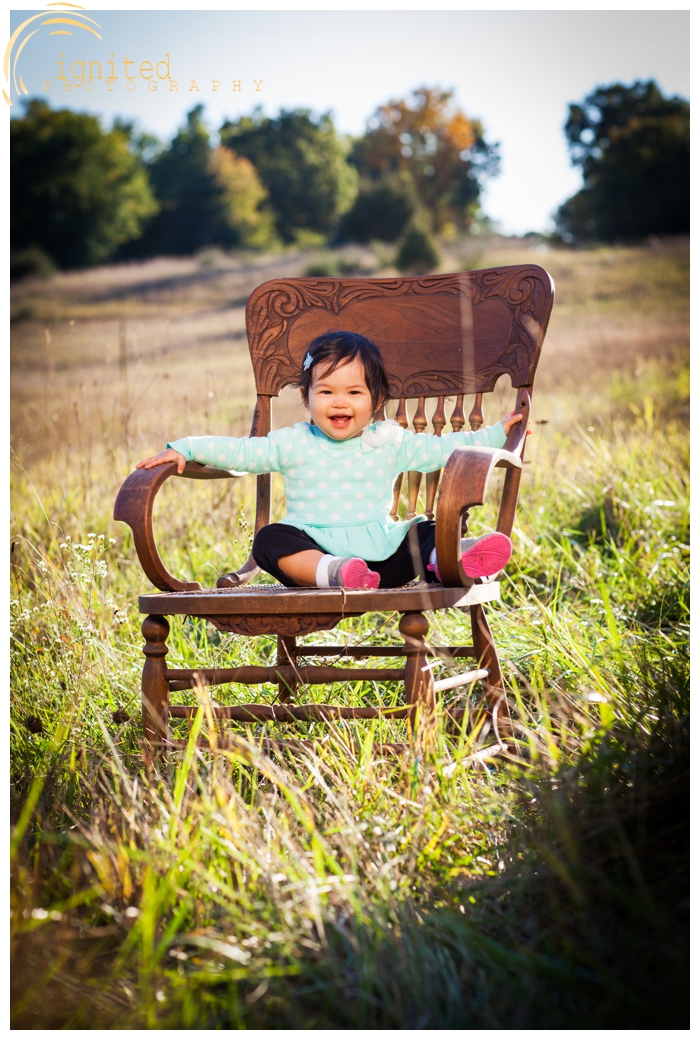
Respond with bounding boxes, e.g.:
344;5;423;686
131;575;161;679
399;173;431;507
10;78;689;275
11;86;497;273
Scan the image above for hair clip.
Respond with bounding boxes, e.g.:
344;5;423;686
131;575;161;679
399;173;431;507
303;352;314;371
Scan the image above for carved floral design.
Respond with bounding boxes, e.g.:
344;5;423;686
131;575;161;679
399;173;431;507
198;613;356;636
245;267;554;397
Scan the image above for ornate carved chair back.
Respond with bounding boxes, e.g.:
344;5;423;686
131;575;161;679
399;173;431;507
238;266;554;580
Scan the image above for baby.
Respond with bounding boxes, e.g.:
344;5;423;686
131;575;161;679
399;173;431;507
137;331;524;590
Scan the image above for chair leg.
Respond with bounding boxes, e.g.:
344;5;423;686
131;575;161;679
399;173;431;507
142;615;170;770
400;612;436;740
469;603;512;745
276;635;298;702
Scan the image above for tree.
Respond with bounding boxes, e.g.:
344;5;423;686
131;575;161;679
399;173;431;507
207;146;275;250
349;86;499;235
555;80;690;242
136;105;274;256
220;108;358;242
10;99;157;268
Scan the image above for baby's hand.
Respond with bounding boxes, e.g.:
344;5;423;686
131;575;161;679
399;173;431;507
501;411;532;437
136;447;186;473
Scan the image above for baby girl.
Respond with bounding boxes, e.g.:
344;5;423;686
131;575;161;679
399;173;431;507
137;331;524;589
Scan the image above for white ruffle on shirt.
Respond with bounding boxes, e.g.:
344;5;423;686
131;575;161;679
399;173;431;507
360;419;406;453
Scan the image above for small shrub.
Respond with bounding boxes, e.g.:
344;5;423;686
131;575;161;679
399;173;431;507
303;253;375;278
197;247;228;269
303;257;337;277
340;180;415;243
292;228;327;249
336;257;371;276
395;225;440;274
10;247;55;281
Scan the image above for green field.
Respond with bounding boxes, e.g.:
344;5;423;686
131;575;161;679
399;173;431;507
10;237;689;1027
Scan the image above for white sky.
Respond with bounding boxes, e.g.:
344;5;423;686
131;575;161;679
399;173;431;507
7;7;690;235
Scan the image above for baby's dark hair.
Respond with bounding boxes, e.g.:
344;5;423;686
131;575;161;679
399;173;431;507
297;331;390;412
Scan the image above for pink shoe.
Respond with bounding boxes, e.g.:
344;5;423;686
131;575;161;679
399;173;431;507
429;533;512;582
328;557;381;590
460;533;512;578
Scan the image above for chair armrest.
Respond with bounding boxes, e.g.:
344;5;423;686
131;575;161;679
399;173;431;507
113;461;238;592
435;447;522;587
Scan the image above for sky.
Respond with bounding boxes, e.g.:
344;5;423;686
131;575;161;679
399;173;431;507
7;7;690;235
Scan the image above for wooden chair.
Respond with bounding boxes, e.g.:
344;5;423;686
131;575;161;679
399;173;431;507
114;266;554;763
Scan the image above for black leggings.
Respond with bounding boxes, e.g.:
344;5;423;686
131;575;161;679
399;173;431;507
252;521;438;589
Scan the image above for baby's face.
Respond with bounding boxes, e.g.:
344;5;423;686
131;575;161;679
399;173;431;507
307;357;376;440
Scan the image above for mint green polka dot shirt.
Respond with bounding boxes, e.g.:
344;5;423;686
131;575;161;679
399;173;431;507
168;418;507;562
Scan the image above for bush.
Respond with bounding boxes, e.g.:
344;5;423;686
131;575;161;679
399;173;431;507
339;180;415;243
303;253;375;278
395;225;440;273
303;259;336;277
10;247;55;281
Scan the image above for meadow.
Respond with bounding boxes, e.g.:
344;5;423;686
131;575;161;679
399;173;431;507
10;236;689;1027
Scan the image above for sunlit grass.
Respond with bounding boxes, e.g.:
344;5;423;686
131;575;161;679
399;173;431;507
10;240;689;1027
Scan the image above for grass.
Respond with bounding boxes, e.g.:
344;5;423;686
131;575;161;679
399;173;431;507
10;236;689;1027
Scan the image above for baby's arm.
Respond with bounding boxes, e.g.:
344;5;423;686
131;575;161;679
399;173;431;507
136;433;284;474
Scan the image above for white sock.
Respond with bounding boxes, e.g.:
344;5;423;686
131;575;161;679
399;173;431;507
315;554;343;587
428;547;437;569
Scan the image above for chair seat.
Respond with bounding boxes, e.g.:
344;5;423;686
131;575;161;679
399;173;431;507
139;582;501;636
138;580;500;618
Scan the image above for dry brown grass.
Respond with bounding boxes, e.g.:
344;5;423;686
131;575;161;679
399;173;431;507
11;235;688;483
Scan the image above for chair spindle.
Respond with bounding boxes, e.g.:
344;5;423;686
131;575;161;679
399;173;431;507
394;398;408;428
450;395;465;432
390;399;408;521
449;396;468;535
406;398;427;519
406;474;422;520
412;397;427;433
431;397;447;436
469;393;484;431
425;397;446;520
